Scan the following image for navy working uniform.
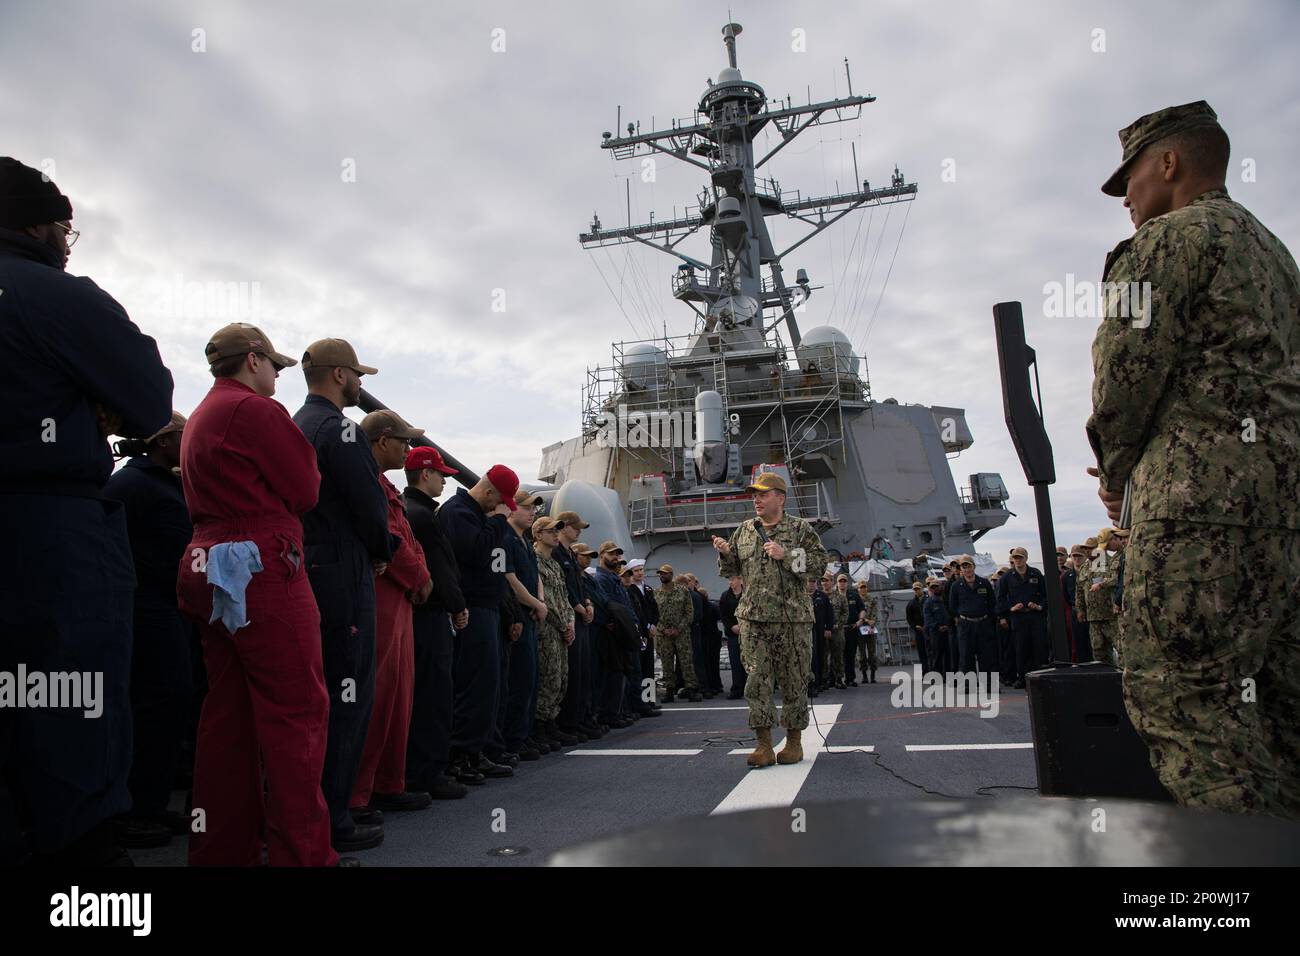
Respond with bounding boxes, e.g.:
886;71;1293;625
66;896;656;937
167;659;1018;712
997;563;1049;685
717;586;748;698
922;592;952;673
947;573;998;690
104;452;194;825
554;543;591;734
402;485;465;792
587;564;640;720
0;191;173;864
293;393;394;838
499;524;539;756
810;587;833;692
438;487;511;764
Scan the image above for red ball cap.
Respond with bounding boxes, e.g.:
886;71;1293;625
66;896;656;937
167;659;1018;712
404;446;457;475
486;463;520;511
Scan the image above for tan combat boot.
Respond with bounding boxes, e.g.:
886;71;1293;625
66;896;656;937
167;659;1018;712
777;728;803;764
746;727;776;768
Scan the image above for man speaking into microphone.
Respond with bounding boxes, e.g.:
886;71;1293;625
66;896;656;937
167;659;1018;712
712;473;827;768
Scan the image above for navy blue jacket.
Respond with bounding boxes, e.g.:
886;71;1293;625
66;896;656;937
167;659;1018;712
1062;567;1078;613
293;395;392;627
103;456;191;610
0;228;172;489
689;588;704;641
503;526;539;598
997;565;1047;618
811;589;833;633
922;594;951;631
588;565;639;631
718;587;741;636
905;596;924;630
402;487;465;617
553;542;583;608
437;487;510;608
948;575;997;619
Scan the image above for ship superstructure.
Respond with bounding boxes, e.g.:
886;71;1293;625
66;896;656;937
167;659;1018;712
537;23;1011;651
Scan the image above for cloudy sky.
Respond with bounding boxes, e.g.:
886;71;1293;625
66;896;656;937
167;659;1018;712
5;0;1296;564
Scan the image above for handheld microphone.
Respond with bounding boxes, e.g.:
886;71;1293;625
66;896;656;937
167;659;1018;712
753;518;770;559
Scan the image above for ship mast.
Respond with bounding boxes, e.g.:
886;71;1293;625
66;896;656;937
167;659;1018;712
579;21;917;348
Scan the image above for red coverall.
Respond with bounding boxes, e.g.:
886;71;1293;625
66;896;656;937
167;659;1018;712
350;474;430;807
176;378;336;866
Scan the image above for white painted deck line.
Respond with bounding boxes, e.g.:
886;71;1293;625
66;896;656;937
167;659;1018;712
567;749;703;756
710;704;842;816
905;742;1034;751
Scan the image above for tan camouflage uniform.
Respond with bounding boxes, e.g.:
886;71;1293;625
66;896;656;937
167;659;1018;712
827;588;848;682
1083;551;1122;666
857;592;879;671
718;515;827;730
1088;103;1300;816
534;545;574;723
655;583;697;695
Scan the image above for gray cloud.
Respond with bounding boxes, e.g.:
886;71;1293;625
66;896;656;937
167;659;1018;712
3;0;1295;562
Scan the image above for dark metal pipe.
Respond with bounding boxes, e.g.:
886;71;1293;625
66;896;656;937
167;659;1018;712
357;387;480;487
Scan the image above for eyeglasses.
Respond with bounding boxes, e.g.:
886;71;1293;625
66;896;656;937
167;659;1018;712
53;221;80;247
959;562;974;568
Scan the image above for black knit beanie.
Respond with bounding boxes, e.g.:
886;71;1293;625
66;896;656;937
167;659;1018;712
0;157;74;229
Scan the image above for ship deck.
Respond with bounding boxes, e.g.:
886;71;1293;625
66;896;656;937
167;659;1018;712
132;669;1036;867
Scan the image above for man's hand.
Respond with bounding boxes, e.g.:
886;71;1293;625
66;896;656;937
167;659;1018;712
1090;583;1102;593
373;561;388;576
999;618;1009;630
492;502;513;518
712;535;731;555
823;629;832;640
453;609;469;630
730;624;740;635
1088;466;1124;524
762;540;785;561
1011;602;1025;612
940;625;948;632
509;622;522;641
565;623;575;646
409;578;433;605
1027;602;1041;611
533;602;548;625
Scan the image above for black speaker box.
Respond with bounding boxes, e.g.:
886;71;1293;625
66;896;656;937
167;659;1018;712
1027;665;1173;800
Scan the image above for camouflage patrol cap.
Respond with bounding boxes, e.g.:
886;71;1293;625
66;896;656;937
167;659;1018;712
571;543;597;558
598;540;624;556
1010;546;1028;559
1069;543;1089;557
1101;100;1222;196
746;472;787;494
